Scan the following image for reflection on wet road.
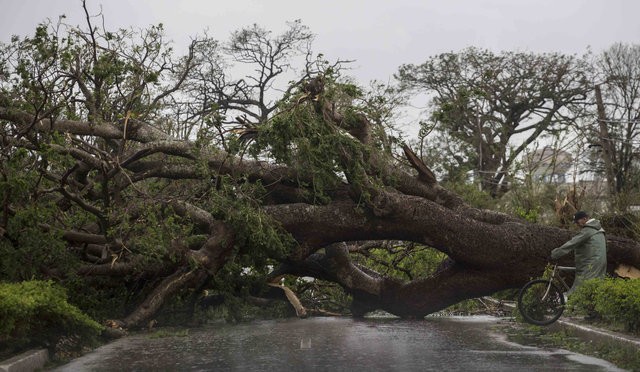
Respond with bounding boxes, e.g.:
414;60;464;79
52;316;623;371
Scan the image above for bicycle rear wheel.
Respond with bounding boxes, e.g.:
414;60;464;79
517;279;565;325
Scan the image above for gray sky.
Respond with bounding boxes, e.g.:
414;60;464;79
1;0;639;136
2;0;639;83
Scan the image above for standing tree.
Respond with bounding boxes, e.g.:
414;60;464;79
1;5;639;331
396;48;591;196
590;43;640;210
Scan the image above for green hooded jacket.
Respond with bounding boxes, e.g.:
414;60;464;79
550;218;607;294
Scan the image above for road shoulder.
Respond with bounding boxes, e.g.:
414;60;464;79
0;349;48;372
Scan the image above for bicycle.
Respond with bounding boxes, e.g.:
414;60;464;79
517;264;576;326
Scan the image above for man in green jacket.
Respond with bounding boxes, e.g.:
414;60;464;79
551;211;607;295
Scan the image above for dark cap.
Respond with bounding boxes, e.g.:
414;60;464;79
573;211;589;222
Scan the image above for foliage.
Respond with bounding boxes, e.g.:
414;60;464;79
0;203;73;281
0;280;104;353
252;105;348;201
350;242;446;281
113;205;194;266
498;178;560;224
513;206;541;223
0;148;78;282
190;178;299;320
296;279;352;315
244;76;375;204
569;278;640;333
443;179;495;210
397;47;591;196
207;178;296;269
191;291;294;324
63;276;132;321
357;80;409;154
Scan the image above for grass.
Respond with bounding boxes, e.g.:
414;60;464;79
500;320;640;371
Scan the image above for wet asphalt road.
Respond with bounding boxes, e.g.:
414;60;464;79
51;316;624;372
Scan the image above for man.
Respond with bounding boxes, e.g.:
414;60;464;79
551;211;607;295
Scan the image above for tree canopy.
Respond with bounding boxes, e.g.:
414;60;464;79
397;48;591;196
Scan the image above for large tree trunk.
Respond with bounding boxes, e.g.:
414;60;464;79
2;89;639;329
265;184;640;317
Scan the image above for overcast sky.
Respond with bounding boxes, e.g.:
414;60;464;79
1;0;639;135
2;0;639;82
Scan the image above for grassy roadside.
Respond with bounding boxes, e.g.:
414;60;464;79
496;319;640;371
480;275;640;370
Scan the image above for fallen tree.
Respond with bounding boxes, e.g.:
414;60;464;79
1;3;639;329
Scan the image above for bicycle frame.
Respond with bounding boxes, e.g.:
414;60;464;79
540;265;574;301
551;264;576;292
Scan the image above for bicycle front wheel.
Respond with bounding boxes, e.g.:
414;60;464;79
517;279;565;326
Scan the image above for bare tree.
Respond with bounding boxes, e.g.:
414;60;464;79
590;43;640;210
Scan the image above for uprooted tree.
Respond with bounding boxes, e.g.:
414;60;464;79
1;4;639;330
